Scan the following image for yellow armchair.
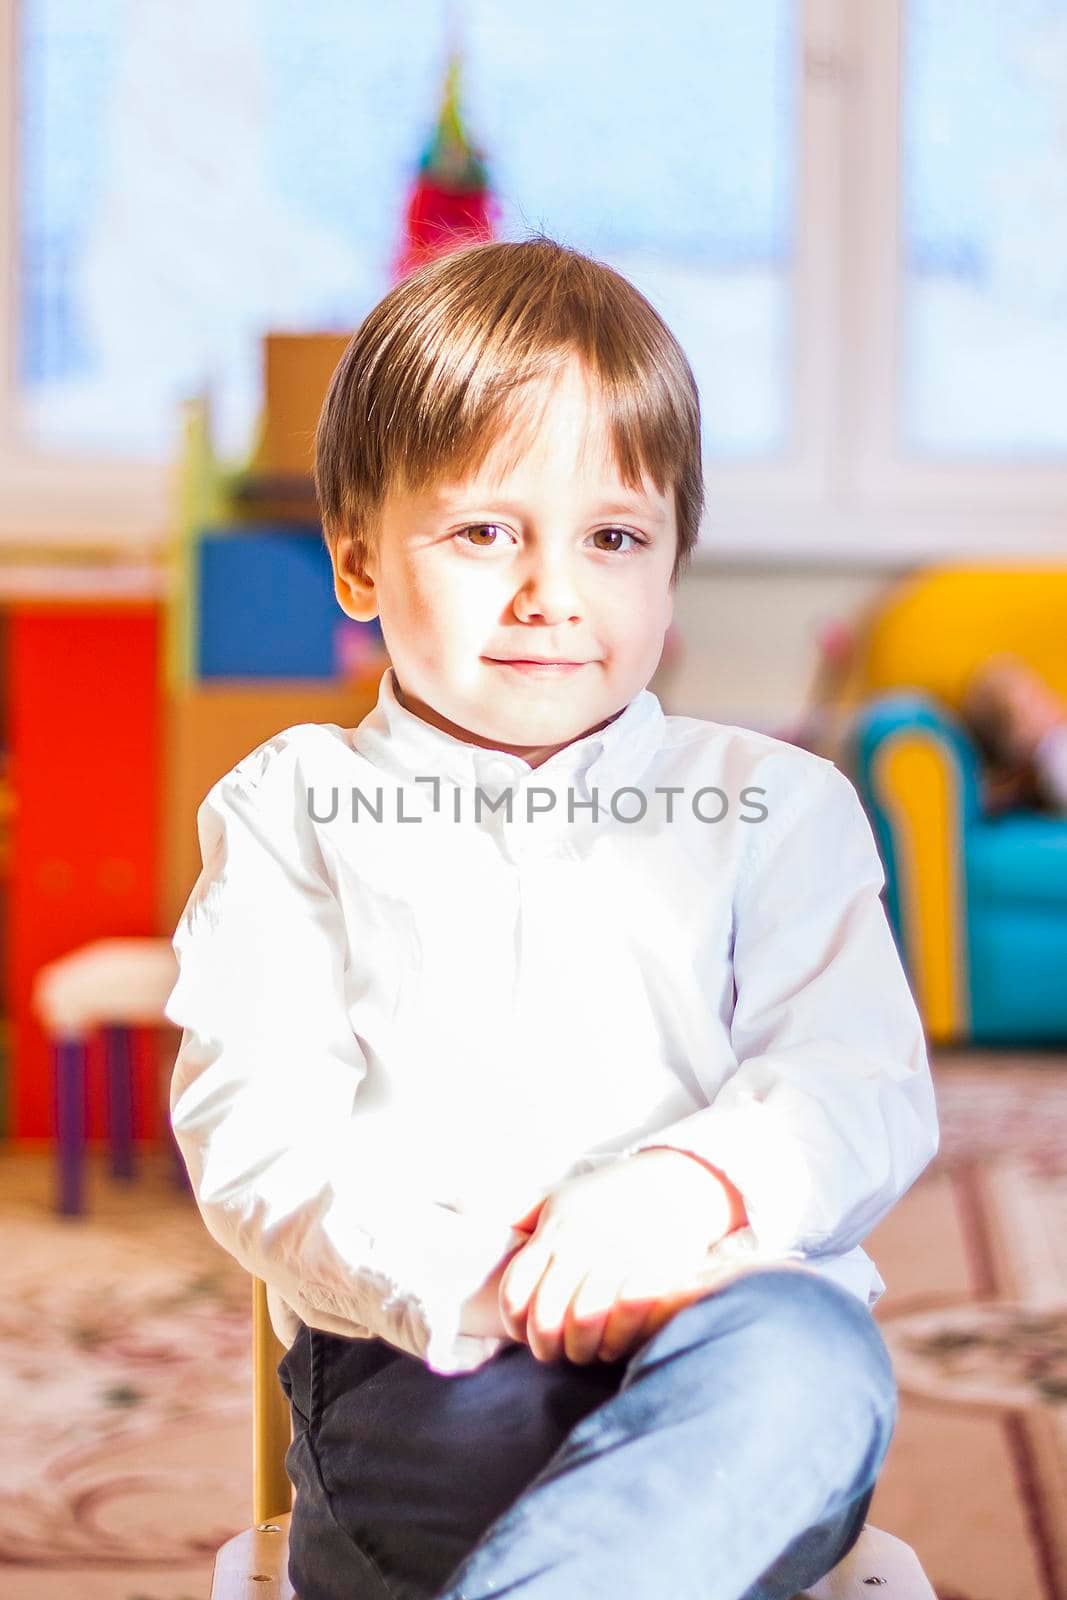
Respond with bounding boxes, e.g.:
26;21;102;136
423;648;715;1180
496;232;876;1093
843;564;1067;715
842;562;1067;1045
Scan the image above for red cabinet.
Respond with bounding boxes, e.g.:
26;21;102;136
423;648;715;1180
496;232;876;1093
7;603;163;1141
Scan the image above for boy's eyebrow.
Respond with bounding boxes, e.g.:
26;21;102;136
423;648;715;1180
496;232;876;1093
593;500;669;525
429;493;669;526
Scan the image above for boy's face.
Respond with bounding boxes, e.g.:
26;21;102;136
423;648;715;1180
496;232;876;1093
332;356;678;769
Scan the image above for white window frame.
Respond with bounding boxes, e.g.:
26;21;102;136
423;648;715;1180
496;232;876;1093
2;0;1066;561
837;0;1067;550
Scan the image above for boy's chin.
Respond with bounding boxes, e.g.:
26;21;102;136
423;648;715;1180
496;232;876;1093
458;704;595;750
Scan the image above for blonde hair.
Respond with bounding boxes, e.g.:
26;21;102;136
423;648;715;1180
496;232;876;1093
315;233;704;587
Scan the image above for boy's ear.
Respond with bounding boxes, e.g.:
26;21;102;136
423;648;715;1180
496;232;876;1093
332;533;379;623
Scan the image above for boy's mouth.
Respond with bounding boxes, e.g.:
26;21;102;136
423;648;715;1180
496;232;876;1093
485;658;591;675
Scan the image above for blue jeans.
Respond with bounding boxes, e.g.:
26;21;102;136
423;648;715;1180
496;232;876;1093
277;1266;897;1600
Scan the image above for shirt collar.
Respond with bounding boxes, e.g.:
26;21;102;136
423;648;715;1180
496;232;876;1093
352;665;666;798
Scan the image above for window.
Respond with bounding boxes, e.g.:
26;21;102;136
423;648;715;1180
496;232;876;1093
901;0;1067;459
15;0;797;467
3;0;1067;558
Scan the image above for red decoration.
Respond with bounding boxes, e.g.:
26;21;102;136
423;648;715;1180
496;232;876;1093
391;50;500;283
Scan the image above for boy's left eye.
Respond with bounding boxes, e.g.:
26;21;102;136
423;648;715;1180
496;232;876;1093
455;525;646;554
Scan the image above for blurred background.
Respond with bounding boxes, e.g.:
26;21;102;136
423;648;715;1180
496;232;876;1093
2;3;1067;1596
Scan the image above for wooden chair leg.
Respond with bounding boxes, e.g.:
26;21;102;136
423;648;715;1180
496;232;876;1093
253;1277;294;1524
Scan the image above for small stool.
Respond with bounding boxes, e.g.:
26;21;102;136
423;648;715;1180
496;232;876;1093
32;937;182;1215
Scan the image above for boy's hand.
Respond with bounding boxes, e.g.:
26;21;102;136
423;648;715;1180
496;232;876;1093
456;1236;531;1341
499;1149;746;1366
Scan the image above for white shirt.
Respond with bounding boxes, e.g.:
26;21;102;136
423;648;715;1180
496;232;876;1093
166;665;939;1376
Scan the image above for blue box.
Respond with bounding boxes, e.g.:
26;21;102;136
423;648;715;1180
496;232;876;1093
196;527;380;679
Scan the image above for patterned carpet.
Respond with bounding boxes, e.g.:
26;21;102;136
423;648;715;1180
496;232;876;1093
3;1052;1067;1600
870;1054;1067;1600
0;1157;252;1600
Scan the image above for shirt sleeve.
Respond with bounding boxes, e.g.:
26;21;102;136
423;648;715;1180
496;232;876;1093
620;757;940;1266
166;735;528;1376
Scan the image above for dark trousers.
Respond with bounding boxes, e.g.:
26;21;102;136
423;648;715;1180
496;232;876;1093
277;1266;895;1600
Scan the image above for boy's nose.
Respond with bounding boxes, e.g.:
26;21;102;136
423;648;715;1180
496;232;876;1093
512;563;582;625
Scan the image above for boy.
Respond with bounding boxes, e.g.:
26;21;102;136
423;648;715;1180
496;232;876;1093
167;235;939;1600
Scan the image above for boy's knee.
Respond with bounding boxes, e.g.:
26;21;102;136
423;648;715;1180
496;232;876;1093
659;1266;898;1428
769;1270;893;1411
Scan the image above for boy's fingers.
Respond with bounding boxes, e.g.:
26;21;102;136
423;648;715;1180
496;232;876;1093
500;1238;547;1313
525;1257;585;1363
499;1244;551;1340
635;1295;685;1346
627;1283;715;1356
596;1282;660;1363
562;1267;623;1366
595;1269;708;1363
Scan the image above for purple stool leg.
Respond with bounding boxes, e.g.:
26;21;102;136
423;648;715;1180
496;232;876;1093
172;1128;191;1189
161;1030;192;1191
104;1024;135;1180
54;1034;87;1216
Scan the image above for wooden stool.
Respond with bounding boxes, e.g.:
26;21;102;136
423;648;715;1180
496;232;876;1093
32;937;182;1214
209;1279;939;1599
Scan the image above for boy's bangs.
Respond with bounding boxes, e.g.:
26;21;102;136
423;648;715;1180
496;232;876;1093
388;350;683;511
